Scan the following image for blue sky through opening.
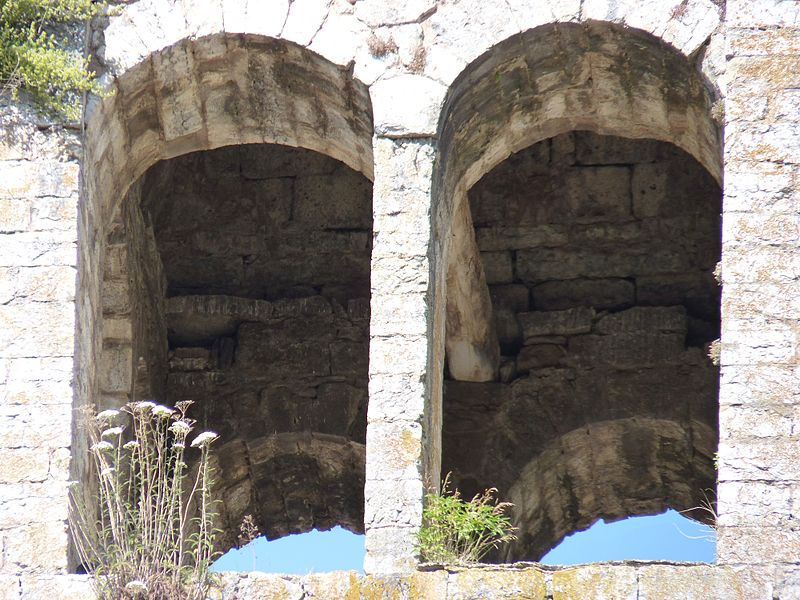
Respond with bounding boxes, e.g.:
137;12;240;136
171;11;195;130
211;510;715;573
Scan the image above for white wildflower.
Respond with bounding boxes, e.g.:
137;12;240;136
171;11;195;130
173;441;185;450
100;466;115;477
95;409;120;421
169;420;191;436
125;580;147;593
133;401;156;412
101;426;124;438
151;404;174;418
91;441;114;453
190;431;219;448
123;440;139;450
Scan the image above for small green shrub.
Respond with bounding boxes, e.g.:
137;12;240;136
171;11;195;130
0;0;104;119
416;474;517;564
70;400;221;600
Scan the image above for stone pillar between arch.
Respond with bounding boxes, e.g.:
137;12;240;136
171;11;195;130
717;1;800;592
364;137;442;574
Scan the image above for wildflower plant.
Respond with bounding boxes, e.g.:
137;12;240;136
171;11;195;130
416;473;517;564
70;401;221;600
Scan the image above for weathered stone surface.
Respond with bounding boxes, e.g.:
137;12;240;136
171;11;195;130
519;307;594;339
594;306;687;335
0;0;796;591
447;566;547;599
552;564;637;600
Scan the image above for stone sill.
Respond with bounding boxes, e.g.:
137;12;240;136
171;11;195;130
8;562;771;599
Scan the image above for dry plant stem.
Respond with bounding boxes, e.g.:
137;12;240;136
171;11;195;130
70;401;220;600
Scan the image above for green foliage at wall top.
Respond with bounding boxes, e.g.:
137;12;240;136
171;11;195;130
0;0;102;120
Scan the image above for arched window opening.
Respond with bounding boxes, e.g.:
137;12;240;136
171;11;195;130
101;143;372;557
434;21;722;564
85;33;376;568
213;526;365;574
442;132;721;562
541;510;715;565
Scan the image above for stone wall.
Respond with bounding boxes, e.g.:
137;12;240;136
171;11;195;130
99;179;169;409
0;562;769;599
716;0;800;594
1;0;799;597
165;294;368;553
0;102;81;576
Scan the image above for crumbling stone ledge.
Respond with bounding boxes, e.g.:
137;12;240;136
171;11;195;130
10;562;772;599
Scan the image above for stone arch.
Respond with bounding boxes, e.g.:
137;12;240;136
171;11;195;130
436;20;721;381
435;21;722;561
81;32;374;555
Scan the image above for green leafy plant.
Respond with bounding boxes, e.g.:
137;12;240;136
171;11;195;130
416;473;517;564
70;400;221;600
0;0;104;119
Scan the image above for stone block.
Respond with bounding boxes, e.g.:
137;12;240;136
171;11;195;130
718;436;800;482
0;231;77;268
301;571;361;599
517;344;568;372
719;363;800;406
574;131;658;165
638;565;766;600
0;576;19;600
632;158;720;219
4;521;69;571
101;279;130;315
481;251;514;284
563;166;632;223
594;306;687;335
370;290;431;337
0;160;79;199
316;383;365;434
102;317;132;342
517;246;690;281
533;278;634;310
494;305;523;353
0;448;49;484
490;284;530;312
519;307;594;339
0;266;76;305
0;197;30;232
637;273;719;318
553;564;637;599
367;373;427;422
217;572;304;600
447;567;547;600
19;575;93;600
363;524;418;574
292;171;372;230
365;419;424;482
369;335;429;377
236;322;332;379
727;0;800;28
569;332;685;368
718;526;800;565
99;343;132;393
717;480;795;529
371;74;447;137
0;302;75;358
364;478;423;528
475;225;569;251
330;341;369;377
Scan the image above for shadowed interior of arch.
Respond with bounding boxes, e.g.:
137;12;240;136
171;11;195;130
441;131;721;562
101;143;373;557
435;19;722;564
